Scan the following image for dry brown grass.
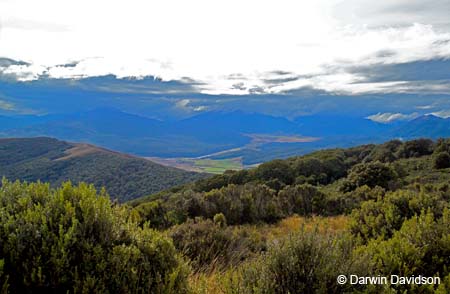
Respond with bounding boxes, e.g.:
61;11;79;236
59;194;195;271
189;270;224;294
263;214;350;240
54;144;99;161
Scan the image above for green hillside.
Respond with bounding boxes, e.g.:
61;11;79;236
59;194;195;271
0;137;207;202
130;138;450;222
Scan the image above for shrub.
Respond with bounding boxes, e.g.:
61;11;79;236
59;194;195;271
365;140;403;163
350;187;449;242
277;184;327;216
396;138;434;159
169;218;266;272
361;209;450;293
0;179;189;294
433;151;450;169
255;159;295;186
341;161;397;192
229;230;371;294
213;213;227;227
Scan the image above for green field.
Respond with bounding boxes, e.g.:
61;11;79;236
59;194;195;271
187;158;243;174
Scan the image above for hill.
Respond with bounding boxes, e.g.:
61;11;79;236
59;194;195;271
0;137;207;202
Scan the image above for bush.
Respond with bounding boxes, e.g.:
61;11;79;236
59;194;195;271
341;161;397;192
255;159;295;186
278;184;327;216
169;218;266;272
396;138;434;159
0;179;189;294
434;151;450;169
365;140;403;163
213;213;227;227
350;187;449;242
361;209;450;293
329;185;386;215
229;230;371;294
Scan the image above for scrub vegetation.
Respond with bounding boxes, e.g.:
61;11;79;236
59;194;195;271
1;138;450;293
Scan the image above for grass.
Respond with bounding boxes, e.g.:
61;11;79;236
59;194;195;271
188;215;350;294
263;214;350;240
191;159;242;174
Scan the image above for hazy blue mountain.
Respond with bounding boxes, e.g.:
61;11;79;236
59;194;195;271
392;115;450;139
0;109;301;157
294;114;392;137
177;111;300;134
1;108;449;163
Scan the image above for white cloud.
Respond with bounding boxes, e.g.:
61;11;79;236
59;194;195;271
175;99;207;112
175;99;190;109
1;0;450;94
193;106;207;112
430;110;450;118
416;104;434;110
367;112;419;123
1;64;47;81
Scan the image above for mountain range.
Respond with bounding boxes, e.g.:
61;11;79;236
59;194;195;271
1;108;449;164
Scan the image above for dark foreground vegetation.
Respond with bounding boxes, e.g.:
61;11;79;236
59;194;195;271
1;138;450;293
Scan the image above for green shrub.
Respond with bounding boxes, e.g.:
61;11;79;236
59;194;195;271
278;184;327;216
341;161;397;192
434;151;450;169
229;230;371;294
213;213;227;227
169;218;266;272
0;179;189;294
360;209;450;293
396;138;434;159
350;187;449;242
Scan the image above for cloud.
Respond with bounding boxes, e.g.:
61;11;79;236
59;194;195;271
416;105;434;110
0;64;47;81
333;0;450;29
175;99;190;109
1;1;450;95
367;112;419;123
430;109;450;118
193;106;207;112
2;17;70;32
175;99;207;112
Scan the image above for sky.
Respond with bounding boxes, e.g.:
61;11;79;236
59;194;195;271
0;0;450;120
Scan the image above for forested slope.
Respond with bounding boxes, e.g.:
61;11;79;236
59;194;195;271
0;137;207;201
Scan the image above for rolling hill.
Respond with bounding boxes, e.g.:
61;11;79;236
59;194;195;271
0;137;207;202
